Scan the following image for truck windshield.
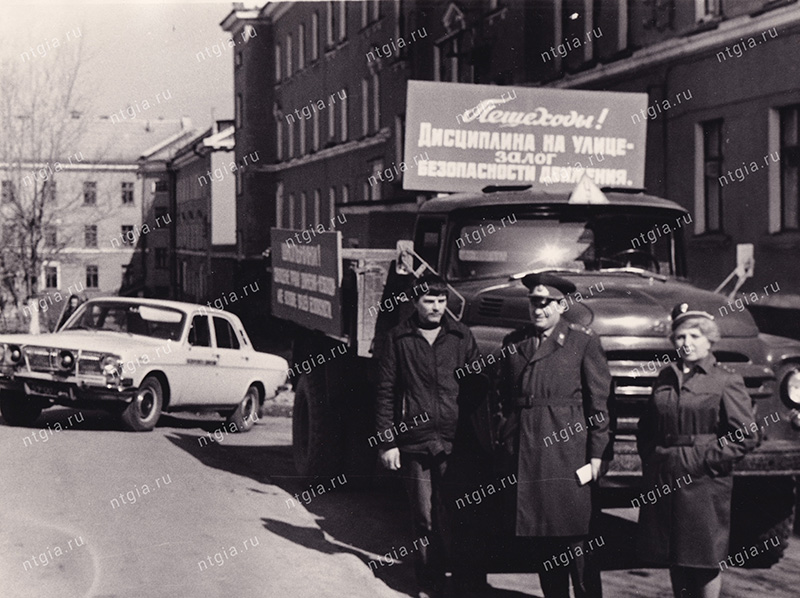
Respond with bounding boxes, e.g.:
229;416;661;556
446;211;688;281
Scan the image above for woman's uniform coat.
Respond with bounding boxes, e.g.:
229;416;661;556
636;356;759;567
497;318;613;537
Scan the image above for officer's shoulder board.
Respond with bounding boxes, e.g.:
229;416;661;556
567;322;594;336
714;362;737;375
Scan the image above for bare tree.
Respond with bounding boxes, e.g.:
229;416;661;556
0;34;110;331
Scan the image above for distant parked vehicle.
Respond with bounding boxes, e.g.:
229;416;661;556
0;297;288;431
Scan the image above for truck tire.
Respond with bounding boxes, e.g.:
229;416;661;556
729;476;796;568
292;371;341;478
0;392;43;426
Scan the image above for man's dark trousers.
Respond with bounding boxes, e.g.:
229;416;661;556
400;451;451;593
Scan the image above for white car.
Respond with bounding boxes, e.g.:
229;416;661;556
0;297;288;432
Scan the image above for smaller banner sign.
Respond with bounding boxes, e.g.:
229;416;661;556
271;228;342;337
403;80;648;194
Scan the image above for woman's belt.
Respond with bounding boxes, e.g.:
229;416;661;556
660;433;717;447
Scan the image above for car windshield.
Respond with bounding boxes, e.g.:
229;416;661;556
63;302;186;340
446;210;688;281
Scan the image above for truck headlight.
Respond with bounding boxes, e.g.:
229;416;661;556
785;370;800;405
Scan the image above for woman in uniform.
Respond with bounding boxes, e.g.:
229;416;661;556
637;303;759;598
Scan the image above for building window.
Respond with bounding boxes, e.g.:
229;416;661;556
121;181;134;204
83;181;97;205
236;94;243;129
298;24;306;69
327;1;335;46
44;180;56;202
371;0;380;21
369;161;383;201
1;180;14;203
84;224;98;247
288;119;294;157
328;101;336;142
342;184;350;205
312;109;320;151
338;1;347;40
395;115;405;165
86;265;99;288
155;248;167;269
300;191;308;229
340;89;348;141
288;193;296;229
121;225;134;245
696;0;720;22
362;78;369;136
276;111;284;160
44;265;58;289
275;44;282;82
155;206;168;220
299;116;306;155
436;34;466;83
314;189;321;225
329;187;336;218
361;0;369;28
311;12;319;60
44;225;57;247
154;179;168;193
780;104;800;230
372;73;380;132
286;34;293;77
276;181;284;228
702;119;723;232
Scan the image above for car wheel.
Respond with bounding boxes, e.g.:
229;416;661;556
121;376;163;432
0;391;43;427
227;385;260;433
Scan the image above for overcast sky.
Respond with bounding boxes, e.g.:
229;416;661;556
1;0;243;131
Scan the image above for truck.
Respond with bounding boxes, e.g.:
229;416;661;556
271;83;800;568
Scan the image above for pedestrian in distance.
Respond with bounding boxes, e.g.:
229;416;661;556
374;273;483;598
637;303;759;598
495;272;612;598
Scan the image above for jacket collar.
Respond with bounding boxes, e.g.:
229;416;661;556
669;354;717;390
520;317;569;364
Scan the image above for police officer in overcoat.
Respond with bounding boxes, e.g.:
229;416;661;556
496;273;612;598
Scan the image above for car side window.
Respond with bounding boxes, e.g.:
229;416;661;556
213;317;240;350
188;315;211;347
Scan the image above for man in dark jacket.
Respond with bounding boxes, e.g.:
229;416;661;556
496;273;613;598
374;273;481;598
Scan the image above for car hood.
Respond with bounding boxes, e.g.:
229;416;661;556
457;272;761;338
0;331;175;356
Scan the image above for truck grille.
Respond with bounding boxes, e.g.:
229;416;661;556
478;297;504;317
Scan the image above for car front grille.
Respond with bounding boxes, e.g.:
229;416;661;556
24;347;60;373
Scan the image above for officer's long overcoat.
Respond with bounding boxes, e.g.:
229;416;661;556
497;318;612;537
636;356;759;567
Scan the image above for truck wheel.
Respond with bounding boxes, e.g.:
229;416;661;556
729;476;796;568
0;392;43;426
227;385;260;432
292;372;341;478
121;376;163;432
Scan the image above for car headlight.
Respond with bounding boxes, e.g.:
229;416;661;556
8;345;22;363
59;350;75;371
101;355;122;377
785;370;800;405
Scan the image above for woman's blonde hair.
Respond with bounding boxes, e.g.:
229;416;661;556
670;316;721;344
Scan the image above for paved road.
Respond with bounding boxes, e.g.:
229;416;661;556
1;408;797;597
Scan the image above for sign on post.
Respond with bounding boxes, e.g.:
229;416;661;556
403;80;648;194
271;228;343;337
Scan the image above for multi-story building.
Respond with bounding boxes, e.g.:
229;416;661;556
225;0;800;302
170;121;239;305
0;116;190;330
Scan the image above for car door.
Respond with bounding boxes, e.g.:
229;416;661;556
210;315;251;402
175;313;219;405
